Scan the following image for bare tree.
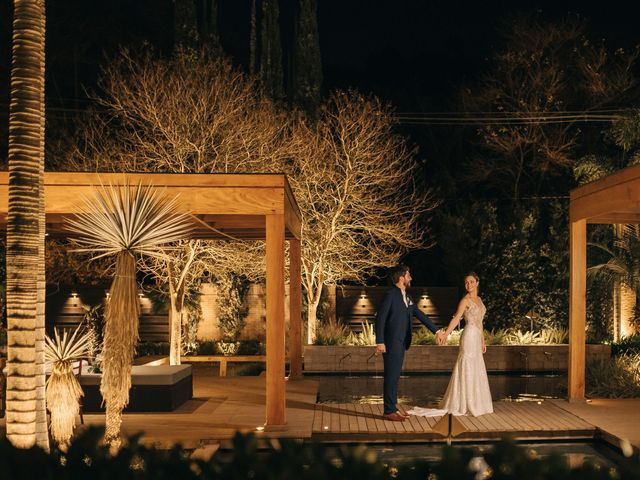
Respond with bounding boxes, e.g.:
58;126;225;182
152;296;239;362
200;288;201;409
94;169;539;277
288;91;437;342
65;48;288;357
139;239;265;364
461;16;639;199
68;47;291;175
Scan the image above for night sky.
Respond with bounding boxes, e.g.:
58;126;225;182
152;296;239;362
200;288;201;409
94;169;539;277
2;0;640;116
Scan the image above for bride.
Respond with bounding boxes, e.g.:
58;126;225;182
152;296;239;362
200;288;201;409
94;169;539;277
408;272;493;417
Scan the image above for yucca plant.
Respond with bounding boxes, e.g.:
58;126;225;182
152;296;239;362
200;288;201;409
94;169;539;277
314;319;349;345
66;183;192;448
44;325;92;448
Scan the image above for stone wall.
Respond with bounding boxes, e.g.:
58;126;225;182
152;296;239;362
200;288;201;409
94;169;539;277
303;344;612;373
196;282;289;342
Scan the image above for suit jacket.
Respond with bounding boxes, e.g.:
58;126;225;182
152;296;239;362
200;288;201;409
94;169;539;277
375;286;438;350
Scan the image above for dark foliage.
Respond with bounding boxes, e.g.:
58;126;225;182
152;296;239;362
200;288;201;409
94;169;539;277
1;427;639;479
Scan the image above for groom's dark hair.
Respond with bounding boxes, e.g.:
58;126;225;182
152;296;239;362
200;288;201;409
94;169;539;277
389;264;410;284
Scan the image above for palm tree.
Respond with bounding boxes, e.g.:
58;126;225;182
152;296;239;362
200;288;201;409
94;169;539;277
66;183;192;447
589;224;640;339
6;0;48;449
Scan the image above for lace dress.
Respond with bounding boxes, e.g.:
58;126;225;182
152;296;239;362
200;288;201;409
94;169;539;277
408;299;494;417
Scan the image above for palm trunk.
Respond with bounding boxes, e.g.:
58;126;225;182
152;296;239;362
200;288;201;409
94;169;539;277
35;0;49;449
620;284;636;339
101;252;140;448
6;0;46;449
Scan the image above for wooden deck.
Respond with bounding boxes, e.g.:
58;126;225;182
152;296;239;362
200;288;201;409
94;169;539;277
7;368;640;451
312;401;596;442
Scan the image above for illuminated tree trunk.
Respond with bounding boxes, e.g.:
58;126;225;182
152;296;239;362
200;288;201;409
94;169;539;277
6;0;47;449
168;283;184;365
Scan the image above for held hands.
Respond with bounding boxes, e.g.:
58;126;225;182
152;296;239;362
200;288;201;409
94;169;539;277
435;330;448;346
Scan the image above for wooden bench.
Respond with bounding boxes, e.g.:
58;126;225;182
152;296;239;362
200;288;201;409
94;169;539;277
180;355;267;376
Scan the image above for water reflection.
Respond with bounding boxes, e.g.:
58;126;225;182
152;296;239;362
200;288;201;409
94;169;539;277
360;441;621;469
311;373;566;404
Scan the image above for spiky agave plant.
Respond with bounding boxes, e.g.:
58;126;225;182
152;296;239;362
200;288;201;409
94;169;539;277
44;325;92;448
66;183;192;448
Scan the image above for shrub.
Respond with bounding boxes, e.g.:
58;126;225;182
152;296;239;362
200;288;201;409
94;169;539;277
538;327;568;344
345;321;376;346
135;341;170;357
314;319;349;346
1;427;639;479
196;340;217;355
484;328;510;345
412;326;437;345
612;334;640;356
587;353;640;398
237;340;266;355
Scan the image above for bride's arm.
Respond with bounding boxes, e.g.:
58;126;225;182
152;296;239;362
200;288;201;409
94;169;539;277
443;297;469;337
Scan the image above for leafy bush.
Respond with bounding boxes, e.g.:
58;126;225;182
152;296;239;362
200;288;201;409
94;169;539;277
412;326;437;345
587;353;640;398
135;341;170;357
1;427;639;479
237;340;265;355
538;327;568;344
196;340;217;355
612;334;640;356
483;328;510;345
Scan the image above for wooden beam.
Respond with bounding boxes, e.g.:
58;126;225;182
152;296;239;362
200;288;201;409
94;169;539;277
265;214;286;425
0;172;304;239
0;171;291;188
288;238;302;378
587;213;640;224
571;180;640;222
568;218;587;402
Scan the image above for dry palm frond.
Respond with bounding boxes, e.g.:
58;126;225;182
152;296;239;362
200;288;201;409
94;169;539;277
65;182;194;449
45;325;92;448
65;182;194;260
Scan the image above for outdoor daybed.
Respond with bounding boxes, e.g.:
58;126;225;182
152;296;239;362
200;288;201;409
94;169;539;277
79;364;193;412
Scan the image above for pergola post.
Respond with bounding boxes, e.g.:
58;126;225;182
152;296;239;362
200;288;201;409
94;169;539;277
568;218;586;402
288;237;302;378
265;214;286;425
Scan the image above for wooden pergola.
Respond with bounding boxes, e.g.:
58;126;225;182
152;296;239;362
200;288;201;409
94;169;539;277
0;171;303;426
569;164;640;401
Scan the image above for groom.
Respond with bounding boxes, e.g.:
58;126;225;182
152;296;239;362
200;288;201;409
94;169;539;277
375;264;443;421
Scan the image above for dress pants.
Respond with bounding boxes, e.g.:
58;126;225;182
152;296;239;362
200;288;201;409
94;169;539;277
383;340;405;414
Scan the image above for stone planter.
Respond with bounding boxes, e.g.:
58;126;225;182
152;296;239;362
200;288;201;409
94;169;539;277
303;344;611;373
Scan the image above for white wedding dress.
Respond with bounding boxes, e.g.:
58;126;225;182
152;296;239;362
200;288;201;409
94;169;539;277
408;299;494;417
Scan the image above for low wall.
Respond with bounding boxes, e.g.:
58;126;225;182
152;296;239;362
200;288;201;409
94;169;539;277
303;344;612;373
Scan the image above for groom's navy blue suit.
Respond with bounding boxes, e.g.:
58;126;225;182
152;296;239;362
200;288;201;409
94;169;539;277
375;287;439;414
